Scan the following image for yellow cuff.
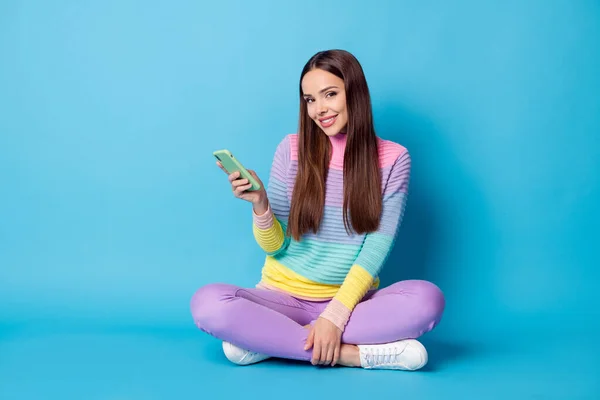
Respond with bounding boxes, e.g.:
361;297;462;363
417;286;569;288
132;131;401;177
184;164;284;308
253;220;285;253
334;265;374;311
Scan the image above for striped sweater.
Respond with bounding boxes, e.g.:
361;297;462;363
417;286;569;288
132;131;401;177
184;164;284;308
252;132;411;331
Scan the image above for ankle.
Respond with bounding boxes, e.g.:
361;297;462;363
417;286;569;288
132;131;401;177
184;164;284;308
338;344;361;367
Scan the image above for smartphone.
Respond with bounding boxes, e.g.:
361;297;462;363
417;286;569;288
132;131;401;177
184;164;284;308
213;149;262;191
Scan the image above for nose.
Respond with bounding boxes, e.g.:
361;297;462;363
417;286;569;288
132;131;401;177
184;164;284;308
316;101;328;115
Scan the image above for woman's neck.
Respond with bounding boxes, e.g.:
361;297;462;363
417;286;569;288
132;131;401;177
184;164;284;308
328;132;347;168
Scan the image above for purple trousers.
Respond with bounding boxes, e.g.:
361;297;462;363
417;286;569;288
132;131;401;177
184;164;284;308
190;280;445;361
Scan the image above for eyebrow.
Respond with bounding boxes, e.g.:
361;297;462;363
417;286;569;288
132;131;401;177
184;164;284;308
303;85;339;97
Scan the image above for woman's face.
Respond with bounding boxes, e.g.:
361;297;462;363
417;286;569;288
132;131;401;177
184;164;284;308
301;68;348;136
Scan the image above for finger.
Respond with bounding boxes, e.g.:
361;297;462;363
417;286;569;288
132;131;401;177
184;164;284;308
312;342;321;365
332;344;340;367
228;171;241;183
318;342;328;366
325;346;334;366
304;328;314;350
318;343;326;365
317;342;327;365
234;184;253;196
320;344;331;365
216;161;225;171
217;162;230;175
231;178;249;188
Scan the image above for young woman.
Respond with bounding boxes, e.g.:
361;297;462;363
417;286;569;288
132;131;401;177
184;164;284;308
191;49;445;370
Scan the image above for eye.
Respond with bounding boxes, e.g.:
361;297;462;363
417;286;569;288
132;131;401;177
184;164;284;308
326;91;337;98
304;97;314;103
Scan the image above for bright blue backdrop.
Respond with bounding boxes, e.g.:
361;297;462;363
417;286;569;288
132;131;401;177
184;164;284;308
1;1;599;399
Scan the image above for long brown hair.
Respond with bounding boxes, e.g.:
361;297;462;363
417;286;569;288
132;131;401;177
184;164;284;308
287;49;382;241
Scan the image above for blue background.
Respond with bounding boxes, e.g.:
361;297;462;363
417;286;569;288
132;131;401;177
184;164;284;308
1;0;599;399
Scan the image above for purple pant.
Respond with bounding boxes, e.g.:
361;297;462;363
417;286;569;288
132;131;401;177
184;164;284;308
190;280;445;361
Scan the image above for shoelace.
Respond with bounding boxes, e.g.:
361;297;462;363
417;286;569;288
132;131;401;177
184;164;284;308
364;345;406;367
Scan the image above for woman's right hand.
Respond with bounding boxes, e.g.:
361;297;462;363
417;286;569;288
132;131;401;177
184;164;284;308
217;161;269;213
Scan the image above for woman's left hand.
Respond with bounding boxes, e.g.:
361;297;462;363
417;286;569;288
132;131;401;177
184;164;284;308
304;317;342;366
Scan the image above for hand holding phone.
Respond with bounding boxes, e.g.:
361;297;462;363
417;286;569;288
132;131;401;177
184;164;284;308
213;149;268;210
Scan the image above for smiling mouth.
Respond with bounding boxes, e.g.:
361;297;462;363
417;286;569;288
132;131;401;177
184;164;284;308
319;115;338;127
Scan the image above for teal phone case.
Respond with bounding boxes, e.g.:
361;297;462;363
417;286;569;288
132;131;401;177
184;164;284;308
213;149;261;191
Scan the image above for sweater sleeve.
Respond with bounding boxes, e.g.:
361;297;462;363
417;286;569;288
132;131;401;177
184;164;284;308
252;135;292;256
319;149;411;331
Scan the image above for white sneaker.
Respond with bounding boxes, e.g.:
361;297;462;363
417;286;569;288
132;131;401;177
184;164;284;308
222;341;271;366
357;339;428;370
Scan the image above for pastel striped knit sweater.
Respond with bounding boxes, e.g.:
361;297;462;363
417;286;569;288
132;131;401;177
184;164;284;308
252;132;411;331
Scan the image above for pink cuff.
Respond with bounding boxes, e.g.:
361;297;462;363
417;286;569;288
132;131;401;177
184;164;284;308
319;299;352;332
253;203;274;229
